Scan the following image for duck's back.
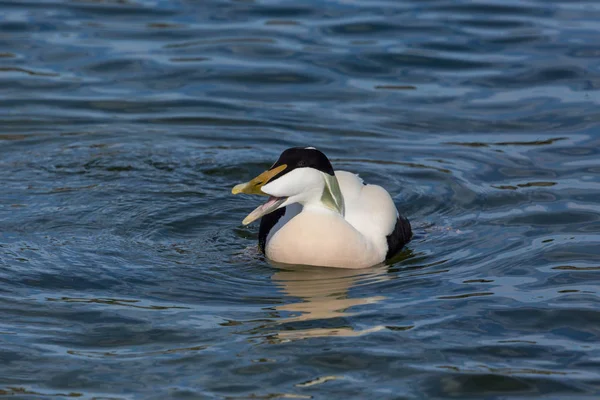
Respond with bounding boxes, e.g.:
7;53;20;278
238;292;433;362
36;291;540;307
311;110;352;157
336;170;411;260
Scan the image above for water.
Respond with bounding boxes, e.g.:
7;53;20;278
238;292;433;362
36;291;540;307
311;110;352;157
1;0;600;398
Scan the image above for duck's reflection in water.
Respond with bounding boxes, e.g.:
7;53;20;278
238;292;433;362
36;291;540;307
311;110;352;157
269;263;390;341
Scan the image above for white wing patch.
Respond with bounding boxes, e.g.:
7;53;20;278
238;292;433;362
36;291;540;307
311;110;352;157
335;170;399;256
355;174;364;185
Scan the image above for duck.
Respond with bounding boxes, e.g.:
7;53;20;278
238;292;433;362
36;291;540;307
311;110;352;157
232;147;412;269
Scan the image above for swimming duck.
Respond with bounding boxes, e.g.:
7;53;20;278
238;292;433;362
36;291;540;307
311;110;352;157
232;147;412;269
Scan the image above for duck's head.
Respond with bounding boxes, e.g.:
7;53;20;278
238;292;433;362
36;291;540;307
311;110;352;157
232;147;345;225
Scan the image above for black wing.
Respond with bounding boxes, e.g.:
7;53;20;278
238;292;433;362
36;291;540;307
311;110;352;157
258;207;286;254
385;215;412;260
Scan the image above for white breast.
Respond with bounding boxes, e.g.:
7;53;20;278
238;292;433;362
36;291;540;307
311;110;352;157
266;210;382;269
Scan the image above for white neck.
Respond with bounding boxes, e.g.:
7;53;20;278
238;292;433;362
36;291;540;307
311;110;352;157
297;173;345;216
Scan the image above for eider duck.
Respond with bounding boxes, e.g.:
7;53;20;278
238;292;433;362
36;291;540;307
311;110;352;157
232;147;412;269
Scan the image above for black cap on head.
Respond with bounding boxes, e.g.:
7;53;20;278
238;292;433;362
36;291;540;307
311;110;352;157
270;147;334;178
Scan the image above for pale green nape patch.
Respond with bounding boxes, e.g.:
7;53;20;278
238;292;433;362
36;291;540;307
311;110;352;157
321;173;345;215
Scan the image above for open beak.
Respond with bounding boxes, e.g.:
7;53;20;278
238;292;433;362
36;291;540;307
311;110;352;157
232;164;288;225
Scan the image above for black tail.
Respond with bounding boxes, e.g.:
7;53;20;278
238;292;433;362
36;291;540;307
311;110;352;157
385;215;412;260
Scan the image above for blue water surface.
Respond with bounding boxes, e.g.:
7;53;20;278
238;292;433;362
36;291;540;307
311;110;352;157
1;0;600;399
